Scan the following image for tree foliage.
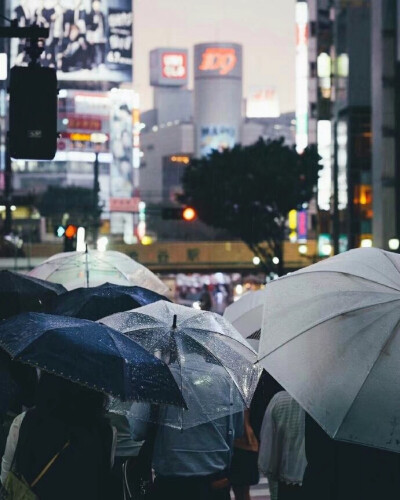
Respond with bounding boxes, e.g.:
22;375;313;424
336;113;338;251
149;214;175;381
179;138;321;274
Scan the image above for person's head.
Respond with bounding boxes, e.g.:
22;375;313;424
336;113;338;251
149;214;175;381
36;372;107;426
92;0;101;12
69;24;80;41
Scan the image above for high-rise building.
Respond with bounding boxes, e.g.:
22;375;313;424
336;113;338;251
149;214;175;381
303;0;372;252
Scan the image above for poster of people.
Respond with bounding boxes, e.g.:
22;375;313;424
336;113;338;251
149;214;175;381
10;0;133;83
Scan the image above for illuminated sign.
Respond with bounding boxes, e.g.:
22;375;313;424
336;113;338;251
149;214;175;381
317;120;332;211
10;0;133;85
297;210;308;242
0;54;7;81
66;116;103;131
246;87;280;118
170;155;190;164
150;48;188;87
295;2;309;153
194;43;242;79
109;198;140;212
199;47;237;75
162;53;187;79
70;133;92;142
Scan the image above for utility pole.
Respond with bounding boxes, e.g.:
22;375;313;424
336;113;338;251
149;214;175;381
93;150;100;246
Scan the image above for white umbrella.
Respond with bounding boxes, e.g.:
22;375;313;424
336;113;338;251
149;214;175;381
258;247;400;453
29;250;169;295
223;289;266;351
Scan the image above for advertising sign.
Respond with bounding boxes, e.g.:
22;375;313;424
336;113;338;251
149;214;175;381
199;125;236;157
10;0;133;84
150;48;188;87
194;43;242;80
109;89;133;205
246;87;280;118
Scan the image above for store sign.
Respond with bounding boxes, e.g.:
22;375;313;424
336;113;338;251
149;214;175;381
150;48;188;87
194;43;242;79
162;52;187;79
67;116;103;131
10;0;133;85
246;87;280;118
199;47;236;75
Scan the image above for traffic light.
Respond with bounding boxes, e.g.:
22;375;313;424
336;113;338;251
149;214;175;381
161;207;197;221
63;224;77;252
9;65;58;160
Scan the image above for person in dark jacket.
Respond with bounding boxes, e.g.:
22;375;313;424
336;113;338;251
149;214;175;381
302;413;400;500
1;372;115;500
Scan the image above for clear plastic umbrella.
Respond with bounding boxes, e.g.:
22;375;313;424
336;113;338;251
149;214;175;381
259;247;400;453
223;289;266;351
101;301;262;429
28;250;169;295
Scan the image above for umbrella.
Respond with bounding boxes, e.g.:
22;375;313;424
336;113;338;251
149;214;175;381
101;301;261;429
28;250;169;295
258;247;400;453
223;289;266;351
0;312;185;408
0;270;66;319
49;283;169;321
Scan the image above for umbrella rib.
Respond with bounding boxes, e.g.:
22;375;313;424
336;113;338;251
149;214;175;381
271;270;400;294
186;326;258;355
332;315;400;438
178;328;254;404
258;297;400;362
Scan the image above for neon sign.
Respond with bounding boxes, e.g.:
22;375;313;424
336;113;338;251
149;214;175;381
198;48;237;76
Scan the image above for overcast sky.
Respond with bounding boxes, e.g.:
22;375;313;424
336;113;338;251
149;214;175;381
134;0;296;113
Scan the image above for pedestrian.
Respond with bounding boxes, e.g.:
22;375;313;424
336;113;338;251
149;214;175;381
229;410;259;500
302;413;400;500
130;352;244;500
258;391;307;500
107;412;144;499
1;372;116;500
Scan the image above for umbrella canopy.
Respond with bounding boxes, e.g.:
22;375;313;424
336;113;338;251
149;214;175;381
28;250;169;295
258;247;400;453
0;270;66;319
101;301;261;429
49;283;169;321
0;312;185;408
223;289;266;351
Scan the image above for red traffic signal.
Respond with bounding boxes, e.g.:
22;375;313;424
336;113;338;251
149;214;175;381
182;207;196;221
64;225;78;238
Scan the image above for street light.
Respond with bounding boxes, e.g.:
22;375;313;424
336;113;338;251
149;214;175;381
298;244;308;255
253;256;260;265
272;257;280;265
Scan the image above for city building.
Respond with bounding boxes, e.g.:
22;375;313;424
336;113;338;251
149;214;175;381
1;0;138;244
303;0;372;253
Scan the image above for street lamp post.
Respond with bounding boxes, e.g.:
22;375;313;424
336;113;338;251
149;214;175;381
93;148;100;246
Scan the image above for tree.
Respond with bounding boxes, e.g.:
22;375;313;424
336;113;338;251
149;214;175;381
38;186;102;242
179;138;321;275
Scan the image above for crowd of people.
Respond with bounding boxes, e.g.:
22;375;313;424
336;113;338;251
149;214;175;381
2;332;400;500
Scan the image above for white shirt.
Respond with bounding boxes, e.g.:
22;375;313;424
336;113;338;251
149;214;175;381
258;391;307;485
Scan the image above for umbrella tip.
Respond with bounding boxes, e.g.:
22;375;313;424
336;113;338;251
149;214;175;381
85;244;88;254
172;314;177;329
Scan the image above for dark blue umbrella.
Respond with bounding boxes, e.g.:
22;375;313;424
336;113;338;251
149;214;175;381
0;313;186;408
0;270;66;319
50;283;169;321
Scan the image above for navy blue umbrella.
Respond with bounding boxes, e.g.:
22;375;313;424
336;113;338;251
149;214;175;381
0;313;186;408
50;283;169;321
0;270;66;319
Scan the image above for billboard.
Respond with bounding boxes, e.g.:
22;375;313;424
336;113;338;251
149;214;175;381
150;48;188;87
10;0;133;83
199;125;236;157
246;87;280;118
194;43;242;80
